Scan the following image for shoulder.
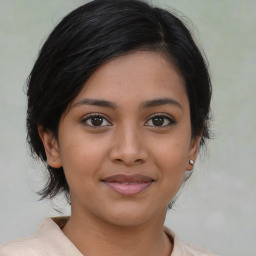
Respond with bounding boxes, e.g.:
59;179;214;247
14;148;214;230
163;226;220;256
0;235;48;256
181;242;219;256
0;218;60;256
0;217;82;256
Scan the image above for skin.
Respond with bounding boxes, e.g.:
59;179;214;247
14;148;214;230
39;51;201;256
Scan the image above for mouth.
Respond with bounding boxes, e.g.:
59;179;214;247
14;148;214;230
101;174;154;196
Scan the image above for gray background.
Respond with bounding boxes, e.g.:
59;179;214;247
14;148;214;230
0;1;255;255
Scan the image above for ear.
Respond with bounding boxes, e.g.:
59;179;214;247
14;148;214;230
186;136;201;171
38;126;62;168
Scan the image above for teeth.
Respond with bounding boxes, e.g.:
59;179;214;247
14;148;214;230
123;182;139;185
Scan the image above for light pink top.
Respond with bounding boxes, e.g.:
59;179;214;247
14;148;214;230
0;217;218;256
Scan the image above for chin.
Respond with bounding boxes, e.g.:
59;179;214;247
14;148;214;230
98;202;166;227
105;214;151;227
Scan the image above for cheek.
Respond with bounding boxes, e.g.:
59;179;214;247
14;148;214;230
151;136;190;170
58;136;104;188
150;136;190;194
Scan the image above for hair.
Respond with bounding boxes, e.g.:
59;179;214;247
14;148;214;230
26;0;212;202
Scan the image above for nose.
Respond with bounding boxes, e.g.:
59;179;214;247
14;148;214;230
109;125;148;166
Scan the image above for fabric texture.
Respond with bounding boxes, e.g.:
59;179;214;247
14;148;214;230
0;217;218;256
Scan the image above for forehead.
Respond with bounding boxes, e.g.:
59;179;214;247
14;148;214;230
73;51;187;107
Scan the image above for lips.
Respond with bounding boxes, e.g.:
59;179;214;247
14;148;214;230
102;174;154;195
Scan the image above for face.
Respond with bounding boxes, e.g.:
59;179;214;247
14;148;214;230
40;51;200;227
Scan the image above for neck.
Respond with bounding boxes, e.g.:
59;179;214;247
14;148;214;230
62;207;173;256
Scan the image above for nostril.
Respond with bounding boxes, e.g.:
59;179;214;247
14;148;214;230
109;142;148;165
113;157;145;166
135;158;144;163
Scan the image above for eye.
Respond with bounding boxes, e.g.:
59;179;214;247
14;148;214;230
145;114;176;127
82;114;111;127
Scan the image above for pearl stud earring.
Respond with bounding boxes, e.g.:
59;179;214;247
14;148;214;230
189;160;194;166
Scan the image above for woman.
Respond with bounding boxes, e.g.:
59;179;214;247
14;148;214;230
0;0;217;255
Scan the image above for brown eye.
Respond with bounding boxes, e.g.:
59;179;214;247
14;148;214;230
82;114;111;127
152;116;165;126
145;115;175;127
91;116;104;126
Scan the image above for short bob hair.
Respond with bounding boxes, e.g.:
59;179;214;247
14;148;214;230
26;0;212;201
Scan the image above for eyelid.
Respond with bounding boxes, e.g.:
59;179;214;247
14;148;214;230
81;113;112;126
144;113;176;127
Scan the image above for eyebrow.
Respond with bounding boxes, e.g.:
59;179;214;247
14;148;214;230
73;97;182;110
141;98;183;109
73;98;118;109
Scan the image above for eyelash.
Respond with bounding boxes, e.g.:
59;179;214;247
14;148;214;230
81;113;176;128
81;113;112;127
145;114;176;127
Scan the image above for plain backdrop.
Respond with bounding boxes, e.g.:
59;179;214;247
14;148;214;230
0;1;255;255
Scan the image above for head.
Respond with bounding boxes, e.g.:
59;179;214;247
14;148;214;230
26;0;211;207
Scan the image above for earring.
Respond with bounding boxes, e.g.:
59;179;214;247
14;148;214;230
189;160;194;166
